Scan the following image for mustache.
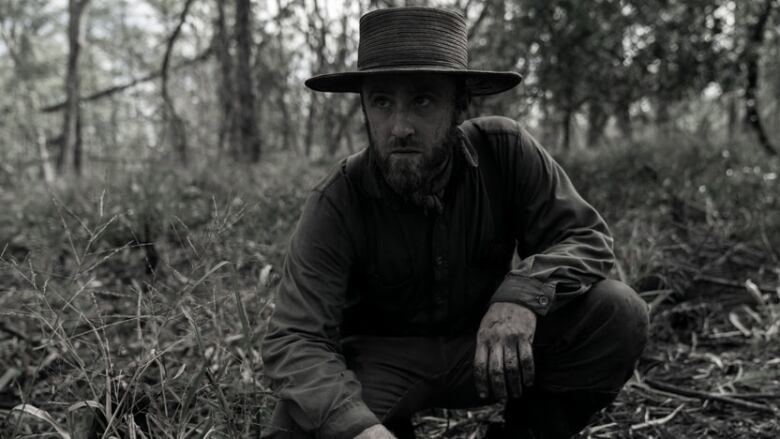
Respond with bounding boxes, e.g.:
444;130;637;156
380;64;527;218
388;136;423;150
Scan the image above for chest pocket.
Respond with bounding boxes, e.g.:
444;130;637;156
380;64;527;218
356;203;428;325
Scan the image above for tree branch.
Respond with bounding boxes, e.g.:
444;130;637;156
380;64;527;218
40;48;212;113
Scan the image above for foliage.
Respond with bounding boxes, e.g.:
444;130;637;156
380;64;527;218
0;153;327;437
2;0;780;174
1;137;778;437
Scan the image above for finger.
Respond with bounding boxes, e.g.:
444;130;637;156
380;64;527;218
474;342;490;399
489;345;507;400
519;340;535;388
503;343;522;399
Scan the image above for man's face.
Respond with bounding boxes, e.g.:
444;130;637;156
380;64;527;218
361;74;458;196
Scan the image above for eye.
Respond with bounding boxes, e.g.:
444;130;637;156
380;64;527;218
414;96;433;108
372;96;391;109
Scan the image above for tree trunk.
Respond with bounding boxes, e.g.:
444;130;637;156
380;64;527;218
235;0;262;162
744;0;778;156
215;0;234;154
727;92;738;141
615;100;633;142
59;0;90;175
329;99;361;156
161;0;195;164
274;0;295;151
304;96;318;157
561;107;573;150
586;101;608;147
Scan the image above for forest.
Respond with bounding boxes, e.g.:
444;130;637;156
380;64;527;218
0;0;779;437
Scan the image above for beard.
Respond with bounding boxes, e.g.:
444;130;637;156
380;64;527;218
366;120;460;197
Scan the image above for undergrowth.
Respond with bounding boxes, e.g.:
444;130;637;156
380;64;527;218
0;138;777;438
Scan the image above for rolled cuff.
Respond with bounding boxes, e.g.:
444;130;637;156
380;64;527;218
319;399;380;439
490;274;556;316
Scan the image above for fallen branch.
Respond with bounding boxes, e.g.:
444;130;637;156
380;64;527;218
693;274;776;294
644;379;778;414
630;404;685;431
729;392;780;400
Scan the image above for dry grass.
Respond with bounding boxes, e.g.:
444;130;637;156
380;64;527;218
0;138;778;438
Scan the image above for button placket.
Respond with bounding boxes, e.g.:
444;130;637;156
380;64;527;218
431;215;449;321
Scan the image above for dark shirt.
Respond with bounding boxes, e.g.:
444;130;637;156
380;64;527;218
261;116;614;439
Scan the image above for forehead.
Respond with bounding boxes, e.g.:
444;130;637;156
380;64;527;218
361;73;458;95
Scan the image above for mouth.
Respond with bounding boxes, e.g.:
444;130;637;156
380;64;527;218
389;149;423;155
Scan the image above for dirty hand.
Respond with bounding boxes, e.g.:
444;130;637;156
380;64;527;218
354;424;397;439
474;302;537;400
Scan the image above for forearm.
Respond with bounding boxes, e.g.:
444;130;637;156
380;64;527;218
262;324;379;439
493;121;614;315
492;229;614;315
261;189;379;439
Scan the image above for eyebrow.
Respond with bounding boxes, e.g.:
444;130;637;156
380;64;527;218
365;86;442;96
363;85;390;95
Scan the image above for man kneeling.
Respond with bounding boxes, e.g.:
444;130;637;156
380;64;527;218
261;7;649;439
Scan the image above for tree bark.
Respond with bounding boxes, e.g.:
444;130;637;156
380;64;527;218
161;0;196;164
59;0;90;175
215;0;234;153
274;0;295;152
561;106;573;150
615;100;633;142
744;0;778;156
586;101;608;147
234;0;262;162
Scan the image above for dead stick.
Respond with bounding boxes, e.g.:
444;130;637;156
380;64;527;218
693;274;776;294
644;379;777;414
728;392;780;400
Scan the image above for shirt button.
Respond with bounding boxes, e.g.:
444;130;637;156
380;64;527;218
538;296;550;306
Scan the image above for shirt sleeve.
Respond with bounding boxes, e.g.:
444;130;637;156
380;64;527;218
261;189;379;439
489;122;614;315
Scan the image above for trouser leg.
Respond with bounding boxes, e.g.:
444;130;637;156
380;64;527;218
264;280;648;439
263;400;314;439
263;336;440;439
436;280;649;438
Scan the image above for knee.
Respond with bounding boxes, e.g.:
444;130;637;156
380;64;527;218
588;280;649;360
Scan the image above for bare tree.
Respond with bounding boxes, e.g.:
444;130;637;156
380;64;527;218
214;0;234;153
234;0;261;162
744;0;778;156
161;0;196;164
58;0;90;175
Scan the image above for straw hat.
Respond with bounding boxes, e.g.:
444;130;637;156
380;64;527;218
305;7;522;96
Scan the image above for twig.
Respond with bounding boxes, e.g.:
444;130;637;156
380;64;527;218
694;274;775;294
644;379;778;414
0;322;28;341
728;392;780;400
630;404;685;430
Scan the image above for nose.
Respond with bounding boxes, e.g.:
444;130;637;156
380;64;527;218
390;111;414;140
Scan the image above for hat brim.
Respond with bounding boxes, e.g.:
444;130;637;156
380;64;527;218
305;67;522;96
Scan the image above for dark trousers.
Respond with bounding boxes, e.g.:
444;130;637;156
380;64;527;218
265;280;649;439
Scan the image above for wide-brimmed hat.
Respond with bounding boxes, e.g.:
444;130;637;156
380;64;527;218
305;7;522;96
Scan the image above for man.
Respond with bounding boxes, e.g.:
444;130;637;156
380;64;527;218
262;7;648;439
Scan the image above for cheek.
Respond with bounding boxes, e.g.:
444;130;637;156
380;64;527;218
430;112;453;141
366;115;388;142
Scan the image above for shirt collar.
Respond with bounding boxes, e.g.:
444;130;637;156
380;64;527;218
360;124;480;200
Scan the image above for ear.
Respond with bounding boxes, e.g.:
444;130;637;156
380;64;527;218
454;97;470;125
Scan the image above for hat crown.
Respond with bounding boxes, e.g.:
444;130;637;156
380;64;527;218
358;7;468;71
